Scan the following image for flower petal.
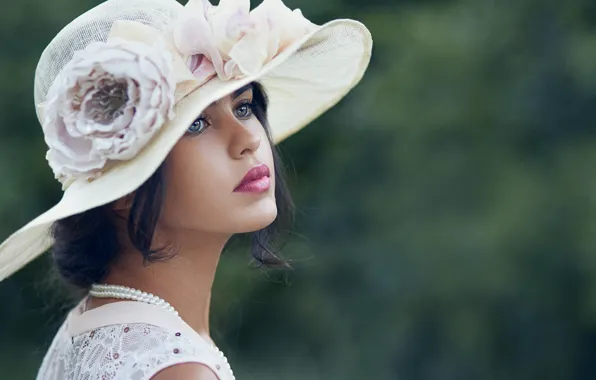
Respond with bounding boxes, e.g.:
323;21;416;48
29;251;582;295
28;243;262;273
207;0;252;56
252;0;317;51
42;38;176;183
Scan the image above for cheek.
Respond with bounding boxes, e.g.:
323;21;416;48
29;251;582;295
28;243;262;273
160;138;234;228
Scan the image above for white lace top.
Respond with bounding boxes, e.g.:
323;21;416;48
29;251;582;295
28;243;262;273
36;298;235;380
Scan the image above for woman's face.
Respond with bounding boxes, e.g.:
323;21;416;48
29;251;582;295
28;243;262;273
159;84;277;236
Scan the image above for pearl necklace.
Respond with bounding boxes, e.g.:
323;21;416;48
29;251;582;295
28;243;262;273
90;283;178;316
89;283;235;379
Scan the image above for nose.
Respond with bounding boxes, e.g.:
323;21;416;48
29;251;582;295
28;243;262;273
227;116;261;159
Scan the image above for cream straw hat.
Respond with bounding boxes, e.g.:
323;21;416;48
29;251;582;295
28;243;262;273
0;0;372;281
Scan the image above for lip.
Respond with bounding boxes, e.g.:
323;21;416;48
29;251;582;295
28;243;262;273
234;164;271;193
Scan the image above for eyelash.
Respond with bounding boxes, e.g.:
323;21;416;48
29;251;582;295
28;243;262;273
186;100;256;135
235;100;255;119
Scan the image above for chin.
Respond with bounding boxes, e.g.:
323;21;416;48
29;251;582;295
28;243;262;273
234;197;278;233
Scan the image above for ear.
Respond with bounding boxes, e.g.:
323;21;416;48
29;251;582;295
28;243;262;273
112;192;135;213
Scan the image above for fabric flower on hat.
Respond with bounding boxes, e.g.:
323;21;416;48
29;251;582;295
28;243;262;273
43;38;176;185
245;0;317;59
173;0;223;83
174;0;317;81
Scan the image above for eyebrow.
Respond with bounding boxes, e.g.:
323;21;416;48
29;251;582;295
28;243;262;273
231;83;254;99
211;83;253;107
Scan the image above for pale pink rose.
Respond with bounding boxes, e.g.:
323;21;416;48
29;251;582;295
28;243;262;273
43;38;176;184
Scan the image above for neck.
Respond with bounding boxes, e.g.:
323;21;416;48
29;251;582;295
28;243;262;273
96;228;230;344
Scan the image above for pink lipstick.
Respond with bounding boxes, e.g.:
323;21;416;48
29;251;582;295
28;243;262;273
234;164;271;193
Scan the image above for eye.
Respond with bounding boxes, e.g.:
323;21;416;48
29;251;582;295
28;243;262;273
187;116;209;134
235;101;254;119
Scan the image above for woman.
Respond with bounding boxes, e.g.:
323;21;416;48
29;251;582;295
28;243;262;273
0;0;371;378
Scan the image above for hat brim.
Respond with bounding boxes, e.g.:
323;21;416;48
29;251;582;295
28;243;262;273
0;19;372;281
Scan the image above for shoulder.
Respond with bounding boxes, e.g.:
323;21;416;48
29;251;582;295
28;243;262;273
151;363;220;380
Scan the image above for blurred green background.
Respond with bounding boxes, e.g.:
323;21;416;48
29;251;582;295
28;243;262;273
2;0;596;379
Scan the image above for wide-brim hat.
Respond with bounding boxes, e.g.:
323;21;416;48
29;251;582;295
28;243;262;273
0;0;372;281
